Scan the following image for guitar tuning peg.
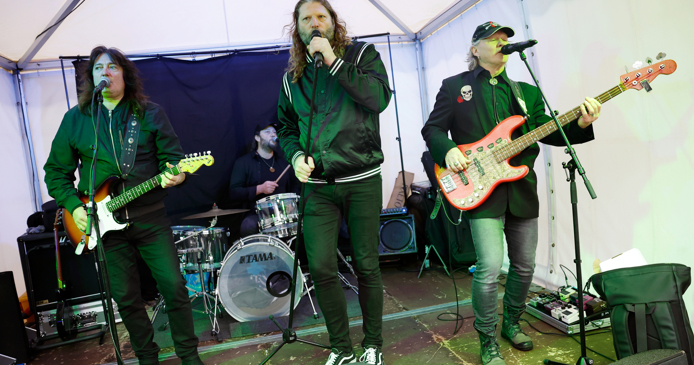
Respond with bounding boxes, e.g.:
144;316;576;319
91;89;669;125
207;150;211;155
625;65;629;74
646;57;653;65
656;52;666;60
194;152;198;157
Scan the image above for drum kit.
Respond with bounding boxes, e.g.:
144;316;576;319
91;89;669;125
151;193;357;336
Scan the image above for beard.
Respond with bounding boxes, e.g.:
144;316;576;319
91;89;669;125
299;24;335;46
259;138;276;152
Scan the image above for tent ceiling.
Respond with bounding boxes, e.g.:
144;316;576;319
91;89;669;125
0;0;473;66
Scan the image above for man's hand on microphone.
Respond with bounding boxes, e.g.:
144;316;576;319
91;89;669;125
294;156;315;183
308;36;336;67
257;181;279;195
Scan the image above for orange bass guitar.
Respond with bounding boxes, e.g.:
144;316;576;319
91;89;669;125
435;59;677;211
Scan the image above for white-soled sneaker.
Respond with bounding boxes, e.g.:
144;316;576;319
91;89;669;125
325;348;357;365
359;346;384;365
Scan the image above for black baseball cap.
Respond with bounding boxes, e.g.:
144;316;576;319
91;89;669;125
471;21;515;43
254;122;278;135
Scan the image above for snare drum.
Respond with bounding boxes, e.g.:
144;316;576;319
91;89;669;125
216;234;303;322
171;226;229;271
255;193;300;238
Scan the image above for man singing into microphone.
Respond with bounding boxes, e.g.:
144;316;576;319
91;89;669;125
229;122;299;236
44;46;203;365
277;1;392;364
422;22;601;365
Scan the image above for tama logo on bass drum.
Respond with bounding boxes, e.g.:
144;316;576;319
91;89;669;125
239;252;278;264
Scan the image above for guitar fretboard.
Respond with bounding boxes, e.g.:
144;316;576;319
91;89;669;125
105;166;180;212
494;83;627;161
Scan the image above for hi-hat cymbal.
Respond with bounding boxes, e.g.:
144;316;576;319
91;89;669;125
183;206;249;219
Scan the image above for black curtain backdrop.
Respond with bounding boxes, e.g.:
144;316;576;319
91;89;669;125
74;50;290;238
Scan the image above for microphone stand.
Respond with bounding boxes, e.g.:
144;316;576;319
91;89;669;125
259;56;330;364
86;91;123;365
517;50;596;365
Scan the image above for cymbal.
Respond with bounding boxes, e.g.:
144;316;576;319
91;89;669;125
183;206;249;219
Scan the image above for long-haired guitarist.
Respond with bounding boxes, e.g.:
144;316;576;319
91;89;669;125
43;46;203;365
421;22;601;365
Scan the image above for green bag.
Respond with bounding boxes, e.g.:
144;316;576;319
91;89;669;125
589;264;694;364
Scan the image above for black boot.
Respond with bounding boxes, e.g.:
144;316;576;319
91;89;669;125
501;306;533;351
478;331;506;365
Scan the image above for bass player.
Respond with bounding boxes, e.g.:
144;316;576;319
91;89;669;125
43;46;203;365
421;22;601;365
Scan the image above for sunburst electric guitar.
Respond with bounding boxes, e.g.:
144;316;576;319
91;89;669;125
63;153;215;254
435;59;677;211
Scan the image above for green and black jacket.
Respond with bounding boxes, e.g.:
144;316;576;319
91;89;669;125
422;67;595;219
277;41;392;182
44;101;184;216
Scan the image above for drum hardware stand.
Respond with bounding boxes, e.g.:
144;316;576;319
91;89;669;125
259;47;330;365
418;244;451;278
336;249;359;294
300;273;319;319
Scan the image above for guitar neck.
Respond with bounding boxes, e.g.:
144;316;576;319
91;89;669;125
105;165;180;212
497;83;627;160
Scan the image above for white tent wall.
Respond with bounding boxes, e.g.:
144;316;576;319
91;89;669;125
373;42;429;201
421;0;694;322
0;69;37;296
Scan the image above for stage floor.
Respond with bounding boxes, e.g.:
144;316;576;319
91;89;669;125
27;261;617;365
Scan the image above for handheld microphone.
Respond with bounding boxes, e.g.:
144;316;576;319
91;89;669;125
311;30;324;68
500;39;538;55
271;137;278;143
93;77;111;93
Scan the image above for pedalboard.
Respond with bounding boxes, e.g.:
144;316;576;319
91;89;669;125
37;300;121;338
526;289;611;334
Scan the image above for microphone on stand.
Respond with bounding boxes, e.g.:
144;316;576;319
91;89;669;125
271;137;279;143
311;30;324;68
500;39;538;55
93;77;111;93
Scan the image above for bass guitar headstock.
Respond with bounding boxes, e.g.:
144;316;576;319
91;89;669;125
621;59;677;92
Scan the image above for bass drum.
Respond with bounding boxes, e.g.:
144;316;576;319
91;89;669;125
217;234;304;322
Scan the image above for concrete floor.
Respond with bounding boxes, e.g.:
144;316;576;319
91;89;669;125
25;261;618;365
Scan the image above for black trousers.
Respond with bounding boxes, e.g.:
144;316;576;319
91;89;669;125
302;174;384;352
103;209;198;362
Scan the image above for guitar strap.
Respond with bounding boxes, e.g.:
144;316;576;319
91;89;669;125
119;111;141;180
507;79;528;118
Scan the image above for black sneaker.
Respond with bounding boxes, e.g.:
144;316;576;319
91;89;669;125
359;346;384;365
324;348;356;365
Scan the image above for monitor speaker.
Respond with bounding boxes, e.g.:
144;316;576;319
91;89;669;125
0;271;31;363
378;215;416;256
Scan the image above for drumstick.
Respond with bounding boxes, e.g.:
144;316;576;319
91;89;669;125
274;164;291;184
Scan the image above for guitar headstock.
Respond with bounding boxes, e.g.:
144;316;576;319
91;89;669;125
621;59;677;91
54;209;63;231
179;151;215;174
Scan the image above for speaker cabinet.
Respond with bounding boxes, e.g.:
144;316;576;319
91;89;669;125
610;349;687;364
0;271;31;363
378;215;416;256
17;233;102;314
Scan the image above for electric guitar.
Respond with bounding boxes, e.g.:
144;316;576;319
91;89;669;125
62;153;215;254
54;209;77;341
435;59;677;211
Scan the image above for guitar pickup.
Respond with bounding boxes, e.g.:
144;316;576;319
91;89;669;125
473;158;485;176
439;175;457;193
458;172;469;185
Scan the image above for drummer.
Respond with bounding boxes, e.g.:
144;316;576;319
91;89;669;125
229;122;300;236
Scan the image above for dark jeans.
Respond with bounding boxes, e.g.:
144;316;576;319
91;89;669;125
103;209;199;361
469;214;538;336
303;174;384;352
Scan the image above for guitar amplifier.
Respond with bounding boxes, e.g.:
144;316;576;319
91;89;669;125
37;300;121;339
378;214;416;256
17;233;102;314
